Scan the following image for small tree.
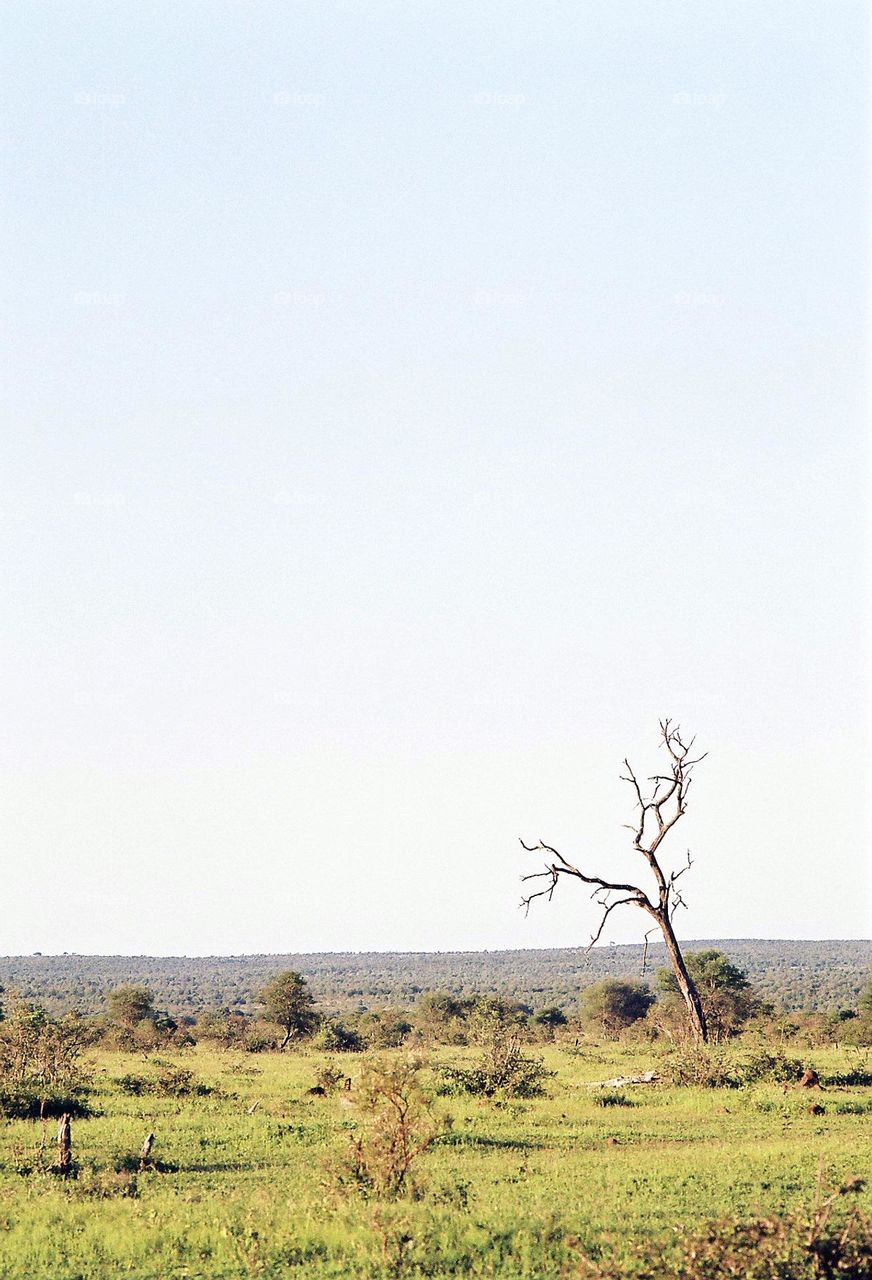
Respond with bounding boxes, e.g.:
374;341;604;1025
258;970;318;1049
521;720;710;1042
106;985;155;1029
581;979;654;1037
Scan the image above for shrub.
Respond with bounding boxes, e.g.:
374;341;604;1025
580;980;654;1037
355;1010;413;1049
822;1054;872;1087
0;1088;92;1119
333;1056;447;1200
106;986;155;1029
313;1020;364;1052
0;1002;92;1117
834;1099;872;1115
114;1073;149;1096
114;1061;211;1098
594;1091;634;1108
310;1063;346;1094
661;1046;737;1088
243;1020;281;1053
733;1049;805;1085
436;1000;553;1099
437;1055;550;1099
195;1009;249;1048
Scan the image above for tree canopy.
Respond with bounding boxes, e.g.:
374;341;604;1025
106;985;155;1028
258;971;318;1048
657;950;757;1041
580;979;654;1036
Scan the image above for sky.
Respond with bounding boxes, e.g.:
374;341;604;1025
1;1;869;955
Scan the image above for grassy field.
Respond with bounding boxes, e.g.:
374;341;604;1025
0;1042;870;1278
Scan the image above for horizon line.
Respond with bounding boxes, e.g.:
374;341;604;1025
5;937;869;962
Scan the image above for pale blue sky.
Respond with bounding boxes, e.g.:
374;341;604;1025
2;1;868;954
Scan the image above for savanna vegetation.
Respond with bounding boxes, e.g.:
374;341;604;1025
0;938;867;1020
0;957;870;1278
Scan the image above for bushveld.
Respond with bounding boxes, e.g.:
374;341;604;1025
0;1039;869;1279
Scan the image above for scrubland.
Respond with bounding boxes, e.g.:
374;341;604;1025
1;1040;870;1279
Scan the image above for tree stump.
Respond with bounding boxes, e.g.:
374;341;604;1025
57;1113;72;1176
139;1133;155;1169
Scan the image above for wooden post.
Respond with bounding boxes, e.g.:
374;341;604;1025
57;1112;72;1176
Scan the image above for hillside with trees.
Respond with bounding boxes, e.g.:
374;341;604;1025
0;939;866;1019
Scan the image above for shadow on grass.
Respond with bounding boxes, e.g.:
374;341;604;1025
438;1132;548;1151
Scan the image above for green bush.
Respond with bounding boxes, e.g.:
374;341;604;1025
733;1049;805;1085
333;1056;447;1200
313;1020;364;1052
0;1088;92;1119
114;1062;211;1098
663;1046;806;1089
437;1050;551;1099
661;1047;737;1088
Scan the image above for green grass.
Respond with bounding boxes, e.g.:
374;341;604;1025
0;1043;869;1278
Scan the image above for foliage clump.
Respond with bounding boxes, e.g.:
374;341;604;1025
0;1001;93;1118
312;1019;364;1052
310;1063;346;1094
655;950;762;1042
580;980;654;1037
663;1045;807;1089
733;1048;804;1086
115;1061;211;1098
661;1046;739;1089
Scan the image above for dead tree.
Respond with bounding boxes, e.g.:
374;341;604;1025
521;720;709;1043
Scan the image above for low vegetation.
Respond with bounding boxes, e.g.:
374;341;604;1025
0;959;869;1276
0;1034;868;1277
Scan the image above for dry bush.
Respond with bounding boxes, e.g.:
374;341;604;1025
333;1056;447;1200
311;1063;346;1094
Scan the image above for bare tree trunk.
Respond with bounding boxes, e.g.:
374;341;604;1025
655;910;708;1043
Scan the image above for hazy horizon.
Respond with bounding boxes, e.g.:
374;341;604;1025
5;936;871;962
3;1;869;954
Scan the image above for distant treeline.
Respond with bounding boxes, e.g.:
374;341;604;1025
0;939;868;1018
